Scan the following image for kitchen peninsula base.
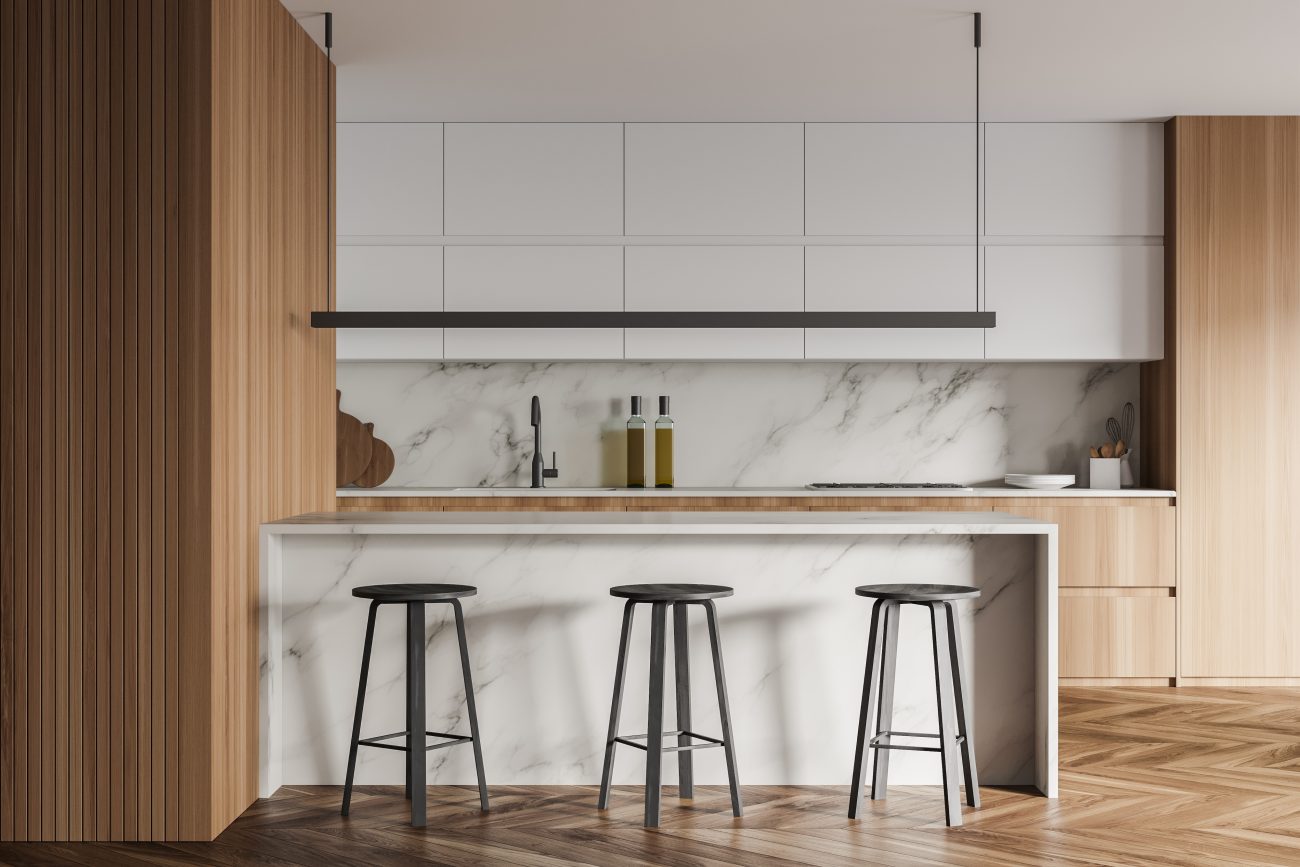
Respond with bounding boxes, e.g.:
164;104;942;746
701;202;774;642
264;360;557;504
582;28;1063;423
259;512;1058;800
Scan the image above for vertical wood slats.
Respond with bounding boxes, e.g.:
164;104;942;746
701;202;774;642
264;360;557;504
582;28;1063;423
0;0;334;841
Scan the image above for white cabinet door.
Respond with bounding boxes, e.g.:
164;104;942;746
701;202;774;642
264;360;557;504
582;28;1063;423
336;245;443;360
985;123;1164;236
337;123;442;236
624;123;803;236
443;123;623;235
803;246;983;359
984;246;1163;360
805;124;976;236
442;246;623;360
623;246;803;359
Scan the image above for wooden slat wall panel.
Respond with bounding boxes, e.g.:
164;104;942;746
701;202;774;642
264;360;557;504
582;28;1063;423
207;0;335;833
0;0;333;841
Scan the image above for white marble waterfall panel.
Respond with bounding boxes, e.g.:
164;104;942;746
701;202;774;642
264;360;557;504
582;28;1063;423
335;361;1138;488
277;533;1035;787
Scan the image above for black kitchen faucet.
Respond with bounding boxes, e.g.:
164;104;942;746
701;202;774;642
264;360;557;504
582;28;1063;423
530;395;559;488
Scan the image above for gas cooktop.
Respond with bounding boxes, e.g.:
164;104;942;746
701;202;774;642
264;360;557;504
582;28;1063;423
806;482;974;490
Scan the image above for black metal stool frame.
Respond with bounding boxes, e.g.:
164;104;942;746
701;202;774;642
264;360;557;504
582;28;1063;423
597;598;742;828
341;597;489;827
848;598;979;827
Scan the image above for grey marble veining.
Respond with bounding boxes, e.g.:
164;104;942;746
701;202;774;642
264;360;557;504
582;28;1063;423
336;361;1137;488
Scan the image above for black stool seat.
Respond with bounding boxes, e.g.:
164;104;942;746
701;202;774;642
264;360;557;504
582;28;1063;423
855;583;979;602
610;583;734;602
352;583;478;602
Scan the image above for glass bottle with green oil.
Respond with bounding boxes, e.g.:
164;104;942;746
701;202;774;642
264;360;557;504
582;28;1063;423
654;395;674;488
626;396;646;488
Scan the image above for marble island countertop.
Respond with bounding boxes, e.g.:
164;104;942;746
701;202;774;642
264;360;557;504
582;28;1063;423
337;485;1175;499
266;509;1059;535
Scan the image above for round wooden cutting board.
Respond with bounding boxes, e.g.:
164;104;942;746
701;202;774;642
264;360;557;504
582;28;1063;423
336;390;374;486
353;423;396;488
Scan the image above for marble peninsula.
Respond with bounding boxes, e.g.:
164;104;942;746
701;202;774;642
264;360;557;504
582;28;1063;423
260;511;1058;801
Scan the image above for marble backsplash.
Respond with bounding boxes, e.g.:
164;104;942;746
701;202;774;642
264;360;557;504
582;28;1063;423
336;361;1138;488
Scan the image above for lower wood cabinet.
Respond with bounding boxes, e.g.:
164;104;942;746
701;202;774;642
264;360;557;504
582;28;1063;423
1060;592;1176;678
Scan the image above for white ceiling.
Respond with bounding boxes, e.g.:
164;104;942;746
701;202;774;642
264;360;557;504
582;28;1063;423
285;0;1300;122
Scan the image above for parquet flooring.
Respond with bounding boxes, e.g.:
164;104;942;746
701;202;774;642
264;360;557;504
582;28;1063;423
5;688;1300;865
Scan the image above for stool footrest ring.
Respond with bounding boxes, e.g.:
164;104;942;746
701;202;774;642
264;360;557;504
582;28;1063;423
868;730;966;753
614;729;725;754
357;729;475;753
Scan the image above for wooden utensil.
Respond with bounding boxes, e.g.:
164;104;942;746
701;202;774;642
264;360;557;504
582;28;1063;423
353;424;395;488
336;390;374;487
1100;442;1115;458
1089;446;1101;458
1114;439;1127;457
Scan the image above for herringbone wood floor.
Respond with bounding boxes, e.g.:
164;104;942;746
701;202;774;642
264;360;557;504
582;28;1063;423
5;688;1300;865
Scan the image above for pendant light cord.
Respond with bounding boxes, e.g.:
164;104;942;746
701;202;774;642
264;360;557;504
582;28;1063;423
974;12;982;310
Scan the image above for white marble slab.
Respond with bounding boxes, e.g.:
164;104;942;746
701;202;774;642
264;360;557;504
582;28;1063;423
335;360;1139;488
260;511;1058;803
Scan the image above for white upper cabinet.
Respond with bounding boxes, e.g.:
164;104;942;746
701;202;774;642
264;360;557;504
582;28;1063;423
443;123;623;235
805;124;976;236
985;123;1164;236
442;246;623;360
335;245;443;360
803;246;984;359
624;123;803;235
984;245;1163;360
444;246;622;311
337;123;443;236
624;246;803;360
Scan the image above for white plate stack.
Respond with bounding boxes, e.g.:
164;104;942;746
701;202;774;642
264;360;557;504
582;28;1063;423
1004;473;1076;490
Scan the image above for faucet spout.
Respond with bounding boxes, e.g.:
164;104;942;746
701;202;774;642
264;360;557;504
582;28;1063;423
530;395;559;488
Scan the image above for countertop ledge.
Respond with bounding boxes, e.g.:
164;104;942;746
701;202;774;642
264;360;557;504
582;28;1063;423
265;510;1059;535
336;485;1175;499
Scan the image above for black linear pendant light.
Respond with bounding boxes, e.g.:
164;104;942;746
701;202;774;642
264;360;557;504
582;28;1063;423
312;11;993;332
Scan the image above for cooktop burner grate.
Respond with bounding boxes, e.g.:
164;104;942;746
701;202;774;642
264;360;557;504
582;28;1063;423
806;482;970;489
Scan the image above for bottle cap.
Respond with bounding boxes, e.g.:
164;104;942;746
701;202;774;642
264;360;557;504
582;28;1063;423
631;395;642;415
659;395;670;416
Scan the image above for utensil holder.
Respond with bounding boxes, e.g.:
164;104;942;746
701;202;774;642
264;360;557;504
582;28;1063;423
1089;457;1122;490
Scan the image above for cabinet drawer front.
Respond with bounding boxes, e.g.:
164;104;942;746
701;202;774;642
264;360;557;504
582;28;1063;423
1060;594;1175;678
1005;505;1175;587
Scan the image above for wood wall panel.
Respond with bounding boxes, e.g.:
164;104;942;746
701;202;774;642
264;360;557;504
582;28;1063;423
1154;117;1300;677
0;0;334;841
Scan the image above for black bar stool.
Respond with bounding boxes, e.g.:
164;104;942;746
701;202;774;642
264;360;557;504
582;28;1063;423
341;583;489;827
597;583;742;828
848;583;980;827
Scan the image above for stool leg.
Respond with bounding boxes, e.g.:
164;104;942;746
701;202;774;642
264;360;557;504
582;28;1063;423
870;602;900;800
452;599;489;812
673;602;693;800
944;601;980;808
848;599;886;819
704;600;742;818
645;601;669;828
407;602;427;828
929;602;962;827
342;601;380;817
597;600;636;809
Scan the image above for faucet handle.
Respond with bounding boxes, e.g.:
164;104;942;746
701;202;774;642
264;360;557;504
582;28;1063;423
544;451;559;479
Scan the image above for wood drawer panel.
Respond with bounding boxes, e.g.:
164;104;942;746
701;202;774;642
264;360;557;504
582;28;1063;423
1060;594;1176;678
1001;505;1175;587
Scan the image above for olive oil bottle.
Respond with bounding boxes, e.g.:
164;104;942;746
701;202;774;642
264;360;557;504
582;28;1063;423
654;396;674;488
626;396;646;488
